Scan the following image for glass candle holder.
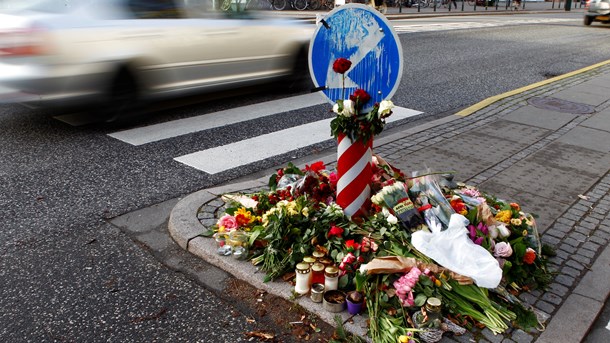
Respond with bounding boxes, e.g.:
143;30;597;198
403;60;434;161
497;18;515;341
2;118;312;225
324;266;339;291
295;263;311;295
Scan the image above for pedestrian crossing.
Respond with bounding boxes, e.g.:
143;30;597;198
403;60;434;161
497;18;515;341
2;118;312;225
107;94;423;174
393;18;575;33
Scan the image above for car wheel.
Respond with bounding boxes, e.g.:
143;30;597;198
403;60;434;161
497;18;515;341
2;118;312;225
272;0;287;10
282;47;313;92
584;15;593;26
294;0;308;10
308;0;321;10
102;68;141;123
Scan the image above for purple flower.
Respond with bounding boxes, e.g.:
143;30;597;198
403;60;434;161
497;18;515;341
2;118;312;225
478;222;489;235
474;237;484;245
468;225;477;239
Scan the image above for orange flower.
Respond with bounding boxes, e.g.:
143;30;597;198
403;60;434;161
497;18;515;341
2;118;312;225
510;202;521;211
523;248;536;264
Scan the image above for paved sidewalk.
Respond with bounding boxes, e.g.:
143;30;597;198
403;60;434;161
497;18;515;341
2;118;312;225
168;60;610;342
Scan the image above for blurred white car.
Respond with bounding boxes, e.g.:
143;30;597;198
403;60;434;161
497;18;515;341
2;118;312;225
584;0;610;26
0;0;313;118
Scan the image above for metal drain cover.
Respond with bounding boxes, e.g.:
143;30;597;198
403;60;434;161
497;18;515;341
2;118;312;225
528;97;595;114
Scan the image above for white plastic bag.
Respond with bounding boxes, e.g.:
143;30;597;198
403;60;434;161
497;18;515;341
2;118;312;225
411;214;502;288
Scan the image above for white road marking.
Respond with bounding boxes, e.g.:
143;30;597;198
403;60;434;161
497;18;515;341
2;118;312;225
174;106;423;174
393;18;575;33
107;93;327;146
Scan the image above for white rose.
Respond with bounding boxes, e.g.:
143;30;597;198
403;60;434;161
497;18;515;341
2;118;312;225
494;242;513;258
497;223;511;238
332;103;341;114
378;100;394;117
387;214;398;225
342;100;355;117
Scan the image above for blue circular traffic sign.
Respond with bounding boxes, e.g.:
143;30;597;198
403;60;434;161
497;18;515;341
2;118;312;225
309;4;403;113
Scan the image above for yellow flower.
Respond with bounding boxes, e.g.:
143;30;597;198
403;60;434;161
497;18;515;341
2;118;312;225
522;229;528;236
398;335;409;343
302;207;309;217
218;226;226;233
511;218;522;226
495;210;512;224
435;279;442;287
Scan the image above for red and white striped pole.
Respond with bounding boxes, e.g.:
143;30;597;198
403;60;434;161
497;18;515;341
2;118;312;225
336;133;373;219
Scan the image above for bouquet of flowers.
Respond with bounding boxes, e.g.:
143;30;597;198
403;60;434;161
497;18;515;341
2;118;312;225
329;57;395;144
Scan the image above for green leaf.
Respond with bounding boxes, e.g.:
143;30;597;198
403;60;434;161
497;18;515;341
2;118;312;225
339;275;349;289
248;230;260;246
200;229;215;237
414;293;427;307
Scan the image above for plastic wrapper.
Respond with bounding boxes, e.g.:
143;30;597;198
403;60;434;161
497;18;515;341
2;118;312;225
409;172;455;229
411;214;502;288
372;181;425;231
359;255;473;285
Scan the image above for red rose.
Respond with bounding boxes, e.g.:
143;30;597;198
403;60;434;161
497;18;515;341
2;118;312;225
350;89;371;106
345;239;360;252
328;225;344;238
306;161;325;173
332;58;352;74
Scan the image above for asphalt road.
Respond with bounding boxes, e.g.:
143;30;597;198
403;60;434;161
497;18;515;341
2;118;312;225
2;11;610;342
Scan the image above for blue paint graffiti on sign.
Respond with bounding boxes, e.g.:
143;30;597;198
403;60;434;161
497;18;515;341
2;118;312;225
309;4;403;113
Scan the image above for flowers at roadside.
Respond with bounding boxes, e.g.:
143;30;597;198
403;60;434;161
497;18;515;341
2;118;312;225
329;57;395;144
217;214;238;232
332;57;352;74
393;267;422;307
328;225;344;238
345;239;360;252
523;248;536;264
494;242;513;258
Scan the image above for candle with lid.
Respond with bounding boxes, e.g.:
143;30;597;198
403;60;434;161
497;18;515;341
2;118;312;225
324;266;339;291
302;256;316;266
311;262;325;285
295;263;312;295
312;251;325;261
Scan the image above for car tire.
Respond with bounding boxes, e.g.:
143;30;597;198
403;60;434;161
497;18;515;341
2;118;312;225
294;0;308;10
308;0;321;10
102;68;141;123
272;0;287;10
584;15;593;26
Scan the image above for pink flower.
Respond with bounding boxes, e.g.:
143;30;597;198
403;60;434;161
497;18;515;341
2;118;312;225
328;172;338;185
342;252;356;264
494;242;513;258
217;214;238;232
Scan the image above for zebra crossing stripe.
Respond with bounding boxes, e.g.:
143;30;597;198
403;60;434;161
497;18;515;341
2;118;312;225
108;93;327;146
174;106;423;174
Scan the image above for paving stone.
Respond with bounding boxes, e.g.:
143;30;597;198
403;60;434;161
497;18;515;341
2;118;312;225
519;292;538;305
580;221;598;230
548;283;569;297
555;218;575;227
480;328;505;343
581;241;601;252
510;329;534;343
534;300;556;315
578;249;596;258
561;266;581;278
569;232;588;242
562;237;580;248
588;234;608;245
572;254;592;265
565;259;588;270
540;292;563;305
574;225;593;236
541;235;561;245
554;274;576;287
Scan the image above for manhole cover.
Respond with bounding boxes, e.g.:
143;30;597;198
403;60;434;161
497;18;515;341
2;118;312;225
528;97;595;114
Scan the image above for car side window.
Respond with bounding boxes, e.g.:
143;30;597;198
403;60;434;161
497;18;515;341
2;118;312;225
127;0;184;19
